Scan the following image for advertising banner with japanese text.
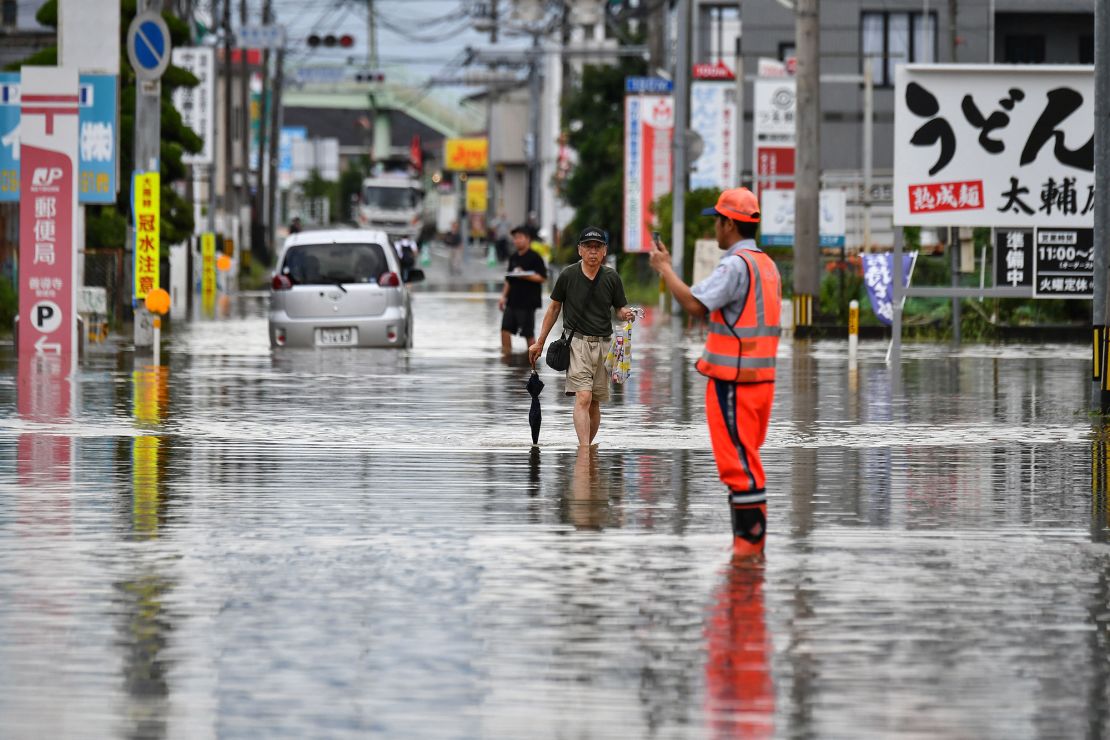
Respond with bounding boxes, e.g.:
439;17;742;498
0;72;117;204
133;171;160;299
862;252;918;325
690;81;737;191
171;47;214;165
894;65;1093;228
753;78;795;199
760;189;847;247
444;138;488;172
201;232;216;317
465;177;488;213
18;66;79;380
623;86;673;253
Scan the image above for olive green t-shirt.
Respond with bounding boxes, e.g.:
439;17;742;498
550;262;628;338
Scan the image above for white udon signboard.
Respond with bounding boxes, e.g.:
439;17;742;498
893;65;1093;228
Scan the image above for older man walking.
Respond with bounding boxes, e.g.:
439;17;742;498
529;227;635;447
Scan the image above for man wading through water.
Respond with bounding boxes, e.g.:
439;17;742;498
529;227;635;447
649;188;782;557
499;225;548;355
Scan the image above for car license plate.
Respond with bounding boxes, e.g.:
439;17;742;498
318;327;356;346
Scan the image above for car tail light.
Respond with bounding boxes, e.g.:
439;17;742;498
275;328;287;346
271;274;293;291
379;272;401;287
387;325;398;342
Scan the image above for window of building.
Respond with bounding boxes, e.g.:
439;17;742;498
861;11;936;87
1;0;15;27
778;42;795;62
1080;35;1094;64
1003;34;1045;63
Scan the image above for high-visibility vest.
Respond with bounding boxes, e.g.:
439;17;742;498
696;249;782;383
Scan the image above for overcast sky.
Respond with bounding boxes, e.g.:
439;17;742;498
14;0;519;102
272;0;528;96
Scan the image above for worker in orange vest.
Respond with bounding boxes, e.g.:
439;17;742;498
649;187;782;557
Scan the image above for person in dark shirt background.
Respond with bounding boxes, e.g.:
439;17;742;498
499;224;548;354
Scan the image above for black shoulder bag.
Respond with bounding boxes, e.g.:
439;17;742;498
545;268;601;371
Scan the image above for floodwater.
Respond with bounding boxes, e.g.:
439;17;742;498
1;284;1108;739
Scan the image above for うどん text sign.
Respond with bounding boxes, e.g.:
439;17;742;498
894;65;1093;228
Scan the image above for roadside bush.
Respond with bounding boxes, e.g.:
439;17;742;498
0;276;15;333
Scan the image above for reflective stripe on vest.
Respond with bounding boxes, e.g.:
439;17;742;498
696;249;782;383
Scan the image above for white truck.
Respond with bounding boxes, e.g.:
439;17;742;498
356;173;425;241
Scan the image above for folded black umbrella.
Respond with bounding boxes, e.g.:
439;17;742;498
526;370;544;445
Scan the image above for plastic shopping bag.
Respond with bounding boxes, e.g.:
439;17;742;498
605;307;644;384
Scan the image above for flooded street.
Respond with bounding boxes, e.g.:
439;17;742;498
1;285;1108;738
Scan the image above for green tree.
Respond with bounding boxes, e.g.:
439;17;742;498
8;0;202;253
559;57;646;262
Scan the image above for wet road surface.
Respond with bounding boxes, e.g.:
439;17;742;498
1;284;1108;738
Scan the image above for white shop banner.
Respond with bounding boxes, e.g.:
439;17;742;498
689;81;737;191
760;189;847;248
172;47;215;165
894;64;1093;228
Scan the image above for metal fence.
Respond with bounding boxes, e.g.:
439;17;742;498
84;248;125;326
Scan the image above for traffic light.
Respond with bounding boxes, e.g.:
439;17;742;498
355;71;385;83
307;34;354;48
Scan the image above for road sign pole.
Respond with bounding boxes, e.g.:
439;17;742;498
1095;0;1110;412
128;3;170;350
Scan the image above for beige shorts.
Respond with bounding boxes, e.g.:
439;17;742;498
565;334;611;402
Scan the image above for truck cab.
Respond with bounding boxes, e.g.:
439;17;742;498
357;174;424;242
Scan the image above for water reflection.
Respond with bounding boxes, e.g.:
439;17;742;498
704;556;773;739
562;446;623;530
115;366;175;739
2;291;1110;736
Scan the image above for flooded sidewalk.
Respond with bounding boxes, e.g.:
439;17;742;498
0;287;1106;738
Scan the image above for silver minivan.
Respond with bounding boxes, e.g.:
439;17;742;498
268;228;423;348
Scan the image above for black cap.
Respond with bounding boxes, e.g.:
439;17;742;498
577;226;608;246
510;223;531;236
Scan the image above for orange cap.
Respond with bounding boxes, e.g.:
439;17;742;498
701;187;760;223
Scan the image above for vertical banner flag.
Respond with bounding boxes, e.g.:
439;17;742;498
1;72;118;204
201;232;216;317
623;77;674;253
18;66;79;376
862;252;918;325
465;177;488;213
133;171;160;299
690;77;738;191
752;78;796;199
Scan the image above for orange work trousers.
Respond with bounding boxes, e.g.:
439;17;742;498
705;378;774;498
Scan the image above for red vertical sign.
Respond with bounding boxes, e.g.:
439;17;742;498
17;68;78;485
18;67;79;382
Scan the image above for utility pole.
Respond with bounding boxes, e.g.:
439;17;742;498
367;0;378;69
527;32;542;224
268;42;284;250
240;0;251;247
222;0;234;219
793;0;820;326
490;0;498;44
253;0;272;264
1095;0;1110;411
646;0;666;73
670;0;691;314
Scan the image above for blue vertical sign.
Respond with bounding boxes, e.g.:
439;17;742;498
278;126;306;189
0;74;18;200
0;72;118;204
77;74;118;204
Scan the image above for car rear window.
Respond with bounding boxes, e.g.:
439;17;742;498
281;243;390;285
